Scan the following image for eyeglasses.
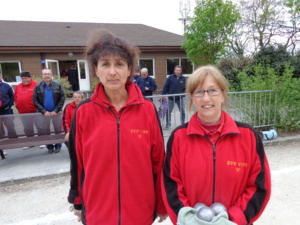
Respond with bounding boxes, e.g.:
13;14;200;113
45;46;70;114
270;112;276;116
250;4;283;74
193;88;223;97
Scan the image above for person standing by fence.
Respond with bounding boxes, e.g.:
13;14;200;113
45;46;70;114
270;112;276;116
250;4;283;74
0;72;17;159
132;65;145;95
33;68;65;154
162;65;186;129
162;65;271;225
141;67;157;100
14;71;39;149
62;91;84;147
67;28;167;225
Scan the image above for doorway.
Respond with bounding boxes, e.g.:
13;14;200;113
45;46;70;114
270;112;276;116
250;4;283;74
58;60;90;91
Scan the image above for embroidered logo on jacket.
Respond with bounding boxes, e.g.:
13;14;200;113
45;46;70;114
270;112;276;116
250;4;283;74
130;129;149;139
227;161;248;172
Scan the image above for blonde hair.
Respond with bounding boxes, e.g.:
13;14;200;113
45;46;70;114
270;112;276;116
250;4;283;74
186;65;229;111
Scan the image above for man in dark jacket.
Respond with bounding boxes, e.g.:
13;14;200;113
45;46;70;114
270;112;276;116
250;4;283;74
141;67;157;101
162;65;186;129
33;68;65;154
0;72;17;158
66;65;79;91
132;65;145;95
0;72;16;133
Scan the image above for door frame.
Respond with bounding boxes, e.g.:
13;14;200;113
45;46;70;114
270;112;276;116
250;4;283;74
77;60;90;91
45;59;60;80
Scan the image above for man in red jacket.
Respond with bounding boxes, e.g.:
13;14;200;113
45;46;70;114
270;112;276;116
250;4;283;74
14;71;40;149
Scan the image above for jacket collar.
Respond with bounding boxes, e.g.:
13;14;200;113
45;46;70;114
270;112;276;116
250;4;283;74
41;80;53;86
187;111;240;136
172;73;183;79
90;80;144;109
70;101;77;108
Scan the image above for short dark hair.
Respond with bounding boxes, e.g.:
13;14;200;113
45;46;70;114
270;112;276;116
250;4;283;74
85;29;140;78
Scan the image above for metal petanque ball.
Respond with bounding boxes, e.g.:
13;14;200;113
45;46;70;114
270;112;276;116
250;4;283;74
210;202;227;216
196;206;215;222
194;202;207;211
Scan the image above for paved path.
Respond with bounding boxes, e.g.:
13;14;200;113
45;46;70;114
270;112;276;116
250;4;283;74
0;135;299;225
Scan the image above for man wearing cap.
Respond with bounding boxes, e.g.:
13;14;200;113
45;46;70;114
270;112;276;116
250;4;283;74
15;71;40;149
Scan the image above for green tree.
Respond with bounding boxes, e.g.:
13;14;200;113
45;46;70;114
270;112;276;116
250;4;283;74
282;0;300;55
284;0;300;14
228;0;300;57
251;44;293;75
182;0;240;65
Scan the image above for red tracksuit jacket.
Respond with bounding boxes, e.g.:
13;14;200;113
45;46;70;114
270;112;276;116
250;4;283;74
62;101;76;133
15;80;38;113
68;81;166;225
162;111;271;225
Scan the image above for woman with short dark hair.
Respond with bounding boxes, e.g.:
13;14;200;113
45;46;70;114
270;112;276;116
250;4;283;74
68;29;167;225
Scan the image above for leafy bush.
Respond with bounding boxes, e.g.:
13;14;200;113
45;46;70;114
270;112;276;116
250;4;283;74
291;51;300;78
55;78;73;97
236;63;300;132
252;45;292;73
218;57;252;91
91;80;100;93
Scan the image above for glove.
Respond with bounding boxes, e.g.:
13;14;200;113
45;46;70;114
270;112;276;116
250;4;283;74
177;207;237;225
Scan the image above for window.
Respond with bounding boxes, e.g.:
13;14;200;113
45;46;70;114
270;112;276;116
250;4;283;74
166;58;193;76
0;61;22;82
139;58;155;77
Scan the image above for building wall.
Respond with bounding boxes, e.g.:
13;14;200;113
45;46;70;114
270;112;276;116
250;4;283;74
0;53;42;78
141;51;187;92
1;50;187;91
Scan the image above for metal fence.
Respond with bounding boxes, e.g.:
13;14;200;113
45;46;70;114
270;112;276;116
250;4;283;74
145;90;277;137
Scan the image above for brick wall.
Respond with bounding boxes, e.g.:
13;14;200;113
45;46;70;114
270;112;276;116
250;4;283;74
1;50;187;92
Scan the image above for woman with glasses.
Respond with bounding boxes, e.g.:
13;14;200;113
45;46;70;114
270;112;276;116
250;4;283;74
161;65;271;225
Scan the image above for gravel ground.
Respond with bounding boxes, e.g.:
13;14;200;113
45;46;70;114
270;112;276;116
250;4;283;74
1;141;299;225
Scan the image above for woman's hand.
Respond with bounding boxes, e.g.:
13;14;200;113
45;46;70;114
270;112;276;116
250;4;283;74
74;209;82;222
157;214;168;222
65;132;70;142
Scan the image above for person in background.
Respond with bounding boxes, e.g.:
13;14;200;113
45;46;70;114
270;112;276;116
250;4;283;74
14;71;39;149
0;72;16;159
162;65;271;225
132;65;145;95
61;68;67;78
33;68;65;154
162;65;186;129
66;65;79;91
67;28;167;225
141;67;157;101
62;91;84;147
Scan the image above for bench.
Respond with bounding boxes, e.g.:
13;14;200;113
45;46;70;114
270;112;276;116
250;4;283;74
0;112;65;159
